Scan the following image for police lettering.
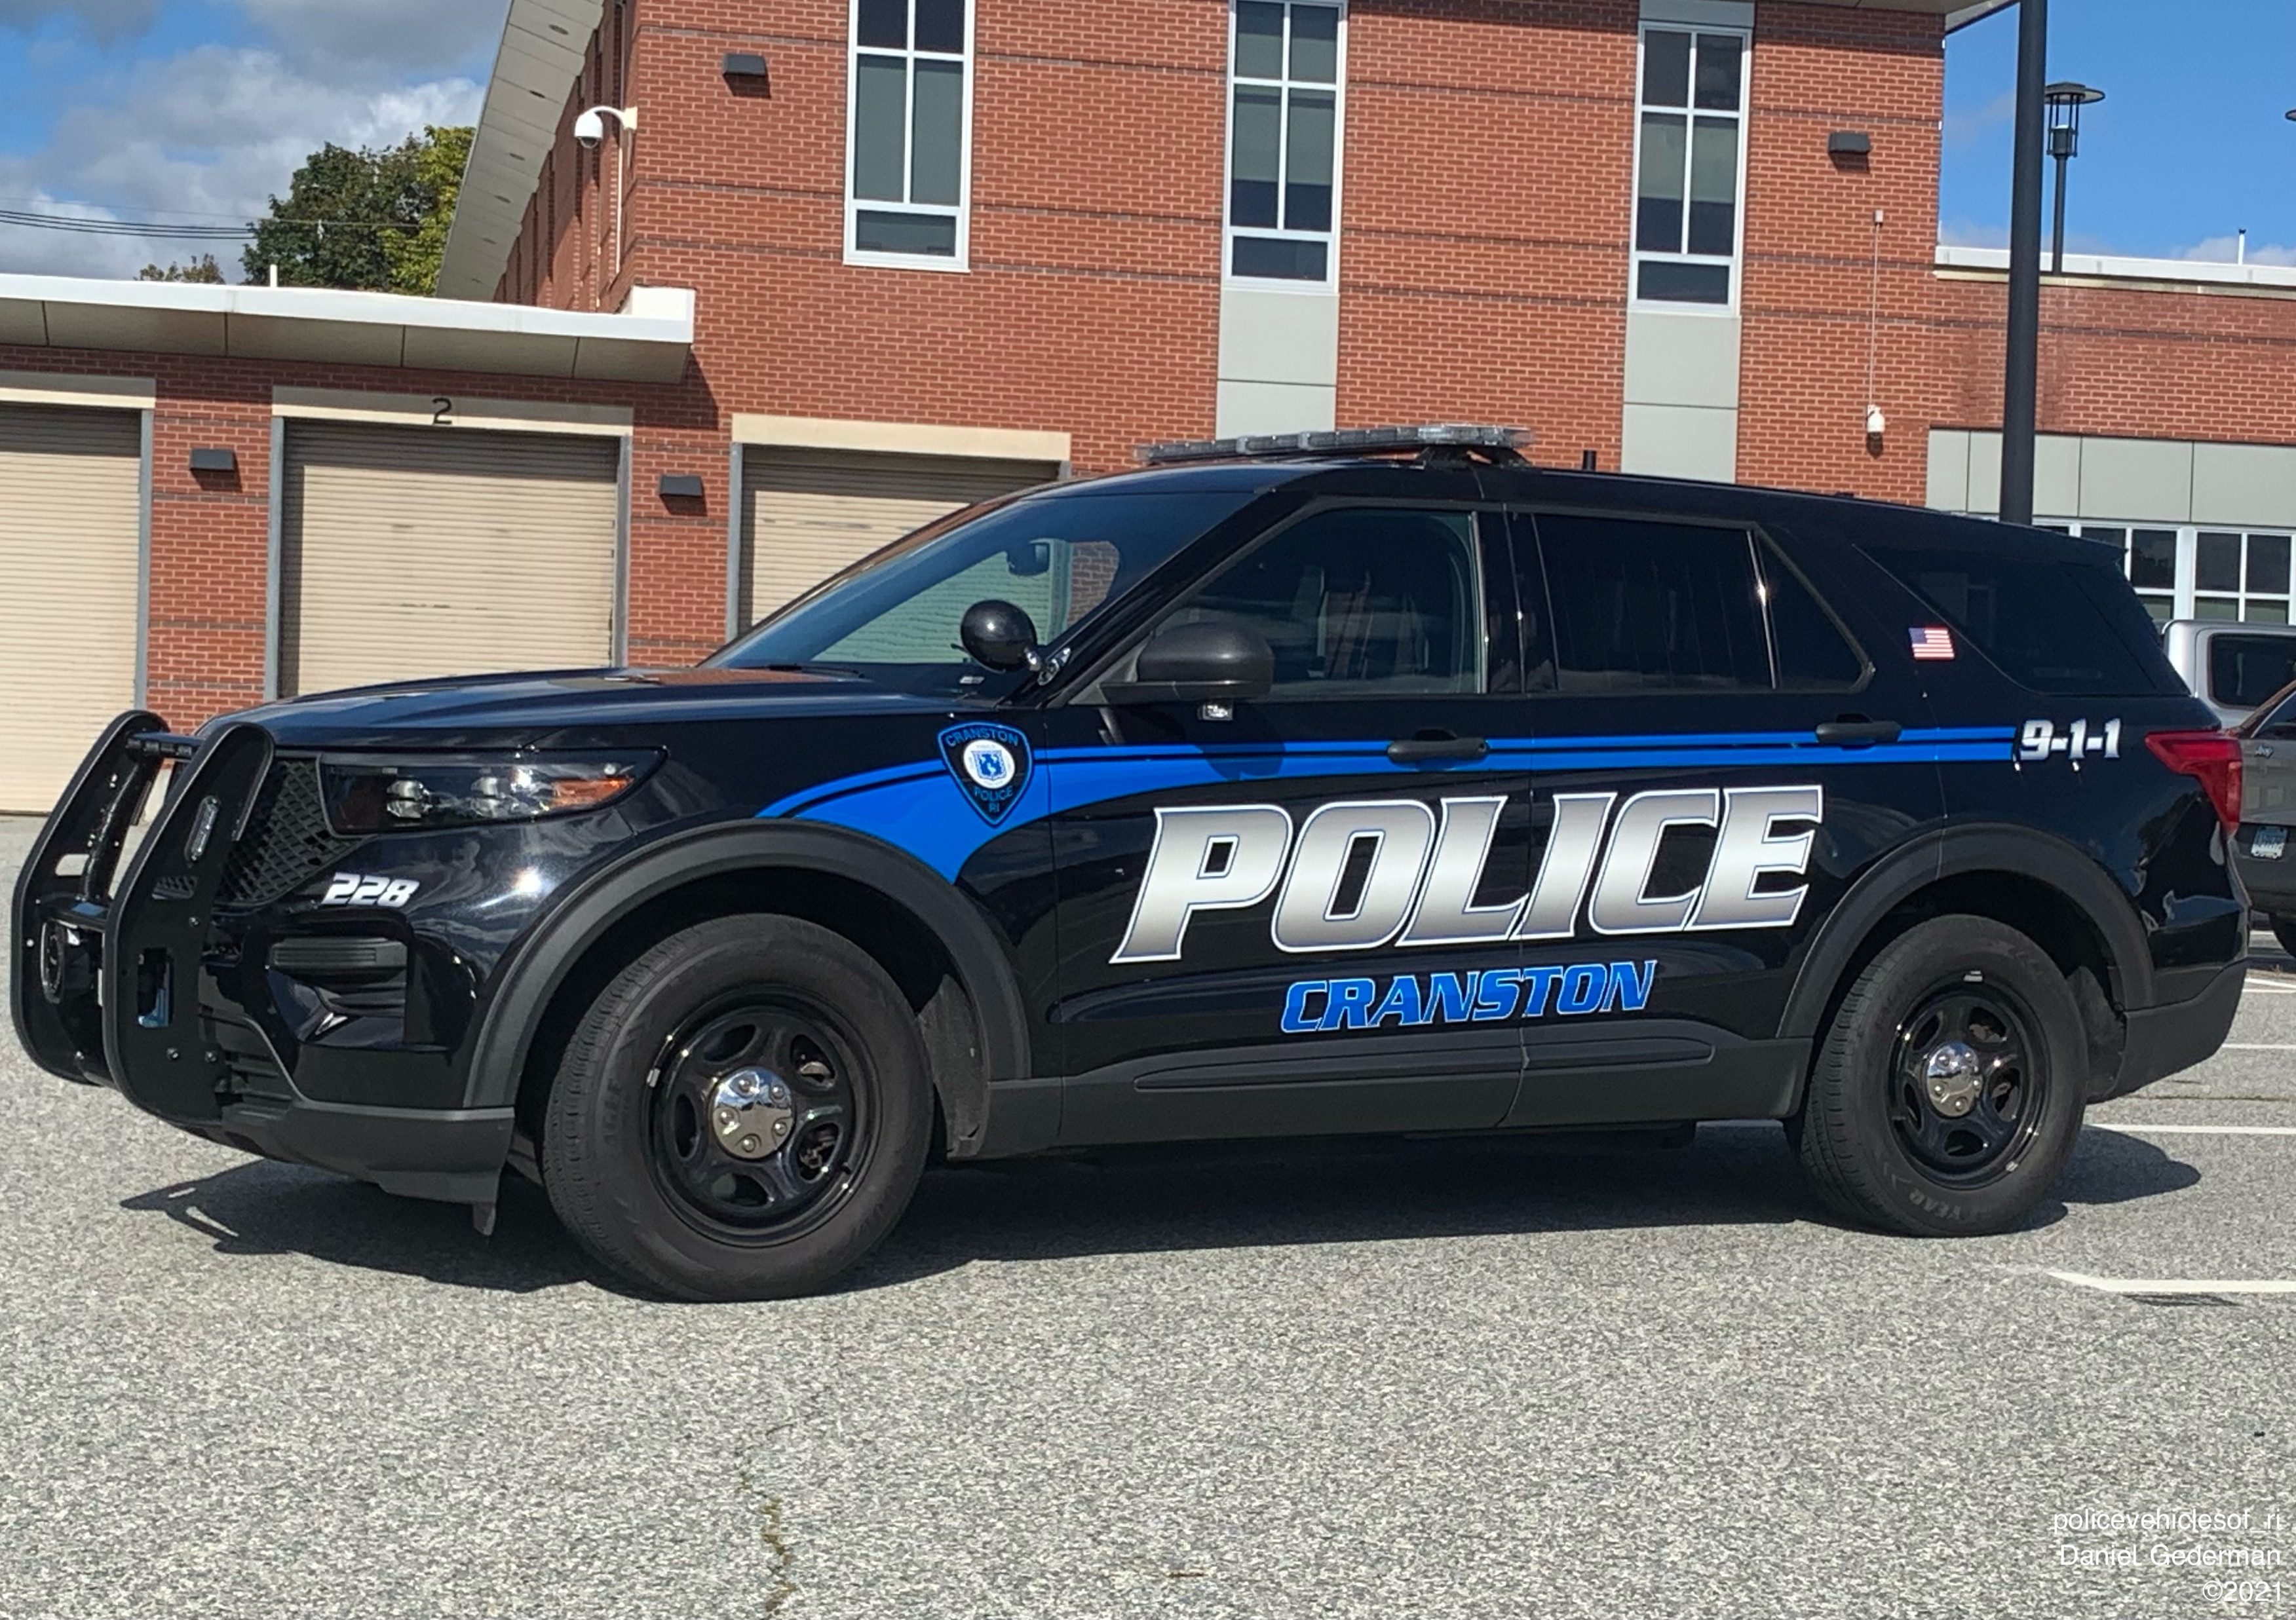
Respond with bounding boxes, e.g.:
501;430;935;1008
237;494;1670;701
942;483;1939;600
1111;785;1822;964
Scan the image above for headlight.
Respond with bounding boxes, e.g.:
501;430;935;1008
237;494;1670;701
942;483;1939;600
318;751;661;833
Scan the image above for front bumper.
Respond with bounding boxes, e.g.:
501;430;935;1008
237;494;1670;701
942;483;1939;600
10;713;510;1205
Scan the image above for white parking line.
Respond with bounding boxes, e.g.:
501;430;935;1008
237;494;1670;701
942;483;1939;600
2221;1043;2296;1051
2243;981;2296;994
2089;1122;2296;1137
2050;1270;2296;1296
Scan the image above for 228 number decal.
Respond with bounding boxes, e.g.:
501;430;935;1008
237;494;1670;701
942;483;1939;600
2018;717;2122;766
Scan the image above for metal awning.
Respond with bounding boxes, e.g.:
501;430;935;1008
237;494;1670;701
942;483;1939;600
0;274;693;383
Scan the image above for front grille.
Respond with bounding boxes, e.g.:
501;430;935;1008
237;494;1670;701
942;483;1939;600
216;759;356;909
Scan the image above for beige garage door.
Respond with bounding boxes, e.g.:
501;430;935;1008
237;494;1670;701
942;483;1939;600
0;405;141;813
282;421;619;696
743;448;1056;628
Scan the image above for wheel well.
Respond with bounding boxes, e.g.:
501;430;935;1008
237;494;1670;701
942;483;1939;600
512;867;983;1154
1805;867;2127;1097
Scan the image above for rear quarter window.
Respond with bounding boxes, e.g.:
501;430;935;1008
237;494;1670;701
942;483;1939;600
1862;544;2180;696
2208;634;2296;713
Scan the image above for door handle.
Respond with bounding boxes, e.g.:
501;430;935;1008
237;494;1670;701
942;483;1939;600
1814;718;1903;747
1388;734;1489;764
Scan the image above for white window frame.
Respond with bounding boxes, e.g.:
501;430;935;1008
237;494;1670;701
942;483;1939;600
1221;0;1348;293
2050;521;2296;625
1628;22;1751;314
843;0;975;272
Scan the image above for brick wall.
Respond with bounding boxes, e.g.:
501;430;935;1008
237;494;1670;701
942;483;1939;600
1931;273;2296;451
1336;0;1636;468
1737;2;1944;504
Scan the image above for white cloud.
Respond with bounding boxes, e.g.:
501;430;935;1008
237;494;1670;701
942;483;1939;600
2182;233;2296;269
0;34;486;280
1938;217;2008;250
1944;89;2016;151
239;0;505;75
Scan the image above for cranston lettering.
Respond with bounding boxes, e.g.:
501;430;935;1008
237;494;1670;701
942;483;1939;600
1280;961;1660;1033
1111;785;1824;964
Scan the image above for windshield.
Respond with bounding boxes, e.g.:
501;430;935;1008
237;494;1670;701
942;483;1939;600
712;487;1259;694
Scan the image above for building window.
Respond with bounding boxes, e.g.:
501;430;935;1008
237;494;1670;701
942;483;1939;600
846;0;970;267
2062;523;2293;624
1225;0;1343;288
1632;26;1747;307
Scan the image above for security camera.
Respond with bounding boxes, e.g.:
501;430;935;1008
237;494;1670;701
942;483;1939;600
571;105;637;151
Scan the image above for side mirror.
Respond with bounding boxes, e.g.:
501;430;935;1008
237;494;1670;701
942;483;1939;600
960;599;1041;671
1102;620;1274;706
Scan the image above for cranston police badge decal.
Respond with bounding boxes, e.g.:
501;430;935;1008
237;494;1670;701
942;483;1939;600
938;722;1032;825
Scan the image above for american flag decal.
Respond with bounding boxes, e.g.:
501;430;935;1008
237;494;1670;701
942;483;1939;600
1909;626;1956;661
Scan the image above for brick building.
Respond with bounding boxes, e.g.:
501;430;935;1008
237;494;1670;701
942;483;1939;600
3;0;2293;810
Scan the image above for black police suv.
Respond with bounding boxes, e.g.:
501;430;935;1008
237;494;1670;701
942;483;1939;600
12;425;2248;1299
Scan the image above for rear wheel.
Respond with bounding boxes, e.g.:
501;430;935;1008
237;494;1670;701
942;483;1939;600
1793;914;2086;1236
541;914;932;1300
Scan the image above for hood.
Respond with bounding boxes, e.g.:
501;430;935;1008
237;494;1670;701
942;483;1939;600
220;666;958;750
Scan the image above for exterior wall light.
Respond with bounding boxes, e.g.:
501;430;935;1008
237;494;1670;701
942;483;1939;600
659;474;705;499
187;447;236;473
722;52;769;86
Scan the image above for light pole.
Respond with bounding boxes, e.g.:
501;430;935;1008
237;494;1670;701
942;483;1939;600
2000;0;2048;526
2044;82;2104;274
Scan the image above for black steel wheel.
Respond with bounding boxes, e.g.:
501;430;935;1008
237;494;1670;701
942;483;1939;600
1794;914;2087;1236
542;914;933;1300
1886;983;2044;1185
646;996;870;1241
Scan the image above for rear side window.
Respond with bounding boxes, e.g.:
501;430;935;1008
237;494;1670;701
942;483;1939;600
1863;545;2174;696
2210;634;2296;712
1762;546;1865;689
1535;514;1770;692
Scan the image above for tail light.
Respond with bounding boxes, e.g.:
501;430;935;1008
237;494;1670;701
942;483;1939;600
2145;730;2243;832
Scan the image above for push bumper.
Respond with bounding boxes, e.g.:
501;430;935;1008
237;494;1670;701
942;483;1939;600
2102;958;2247;1101
10;713;510;1207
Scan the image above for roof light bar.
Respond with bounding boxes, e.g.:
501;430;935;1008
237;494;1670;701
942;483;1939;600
1136;423;1533;466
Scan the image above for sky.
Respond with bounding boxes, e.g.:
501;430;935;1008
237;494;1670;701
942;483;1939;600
0;0;503;278
0;0;2291;280
1941;0;2296;265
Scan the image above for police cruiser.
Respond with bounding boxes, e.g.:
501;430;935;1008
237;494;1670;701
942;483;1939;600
10;425;2247;1299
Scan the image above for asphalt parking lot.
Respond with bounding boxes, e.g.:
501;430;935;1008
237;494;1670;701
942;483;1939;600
2;812;2291;1620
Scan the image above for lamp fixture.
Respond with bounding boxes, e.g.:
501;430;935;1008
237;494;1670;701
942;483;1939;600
2042;81;2105;274
187;447;236;473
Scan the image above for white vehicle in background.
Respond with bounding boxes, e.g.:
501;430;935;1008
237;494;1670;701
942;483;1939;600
2160;619;2296;728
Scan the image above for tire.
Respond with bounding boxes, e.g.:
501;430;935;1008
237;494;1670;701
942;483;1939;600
541;914;933;1300
2270;915;2296;962
1792;914;2087;1237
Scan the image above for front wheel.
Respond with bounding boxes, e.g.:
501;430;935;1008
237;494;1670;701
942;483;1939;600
541;914;933;1300
1793;914;2087;1236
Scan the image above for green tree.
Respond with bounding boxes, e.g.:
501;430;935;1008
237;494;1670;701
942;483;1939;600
382;124;472;296
137;254;225;283
240;126;472;295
